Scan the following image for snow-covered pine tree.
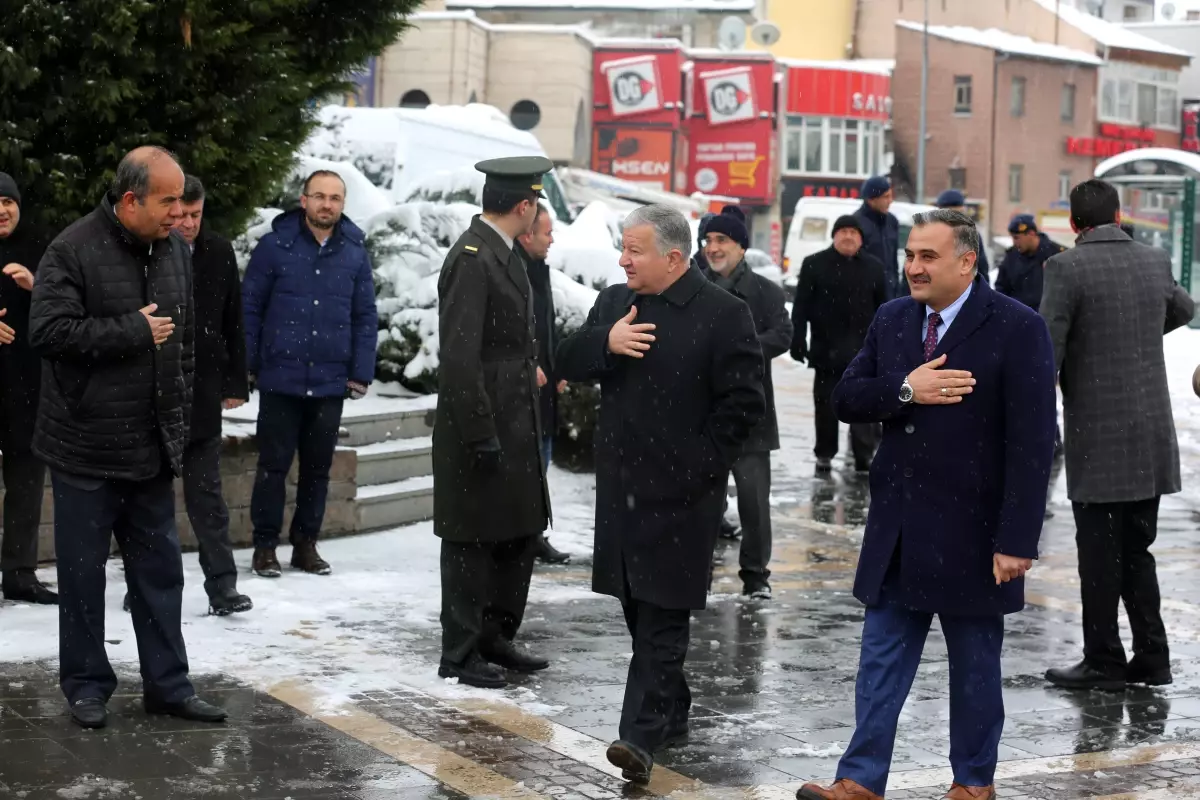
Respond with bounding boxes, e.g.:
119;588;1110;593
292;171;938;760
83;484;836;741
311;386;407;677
0;0;420;234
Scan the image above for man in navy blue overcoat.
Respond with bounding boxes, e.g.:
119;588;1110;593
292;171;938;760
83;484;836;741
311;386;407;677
797;210;1057;800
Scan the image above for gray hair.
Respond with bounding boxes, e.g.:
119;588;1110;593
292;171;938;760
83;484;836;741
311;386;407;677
112;146;179;202
911;208;981;265
622;204;692;257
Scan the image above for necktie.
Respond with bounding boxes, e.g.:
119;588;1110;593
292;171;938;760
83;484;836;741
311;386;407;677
924;312;942;362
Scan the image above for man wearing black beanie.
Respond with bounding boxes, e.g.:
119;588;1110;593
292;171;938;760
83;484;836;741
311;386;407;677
0;172;57;604
700;205;792;599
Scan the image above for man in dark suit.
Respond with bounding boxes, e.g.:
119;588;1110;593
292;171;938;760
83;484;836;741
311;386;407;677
171;176;252;615
798;210;1056;800
791;215;888;474
1040;179;1195;691
853;176;903;298
557;204;764;784
434;157;554;690
700;205;791;599
517;203;569;565
0;173;56;604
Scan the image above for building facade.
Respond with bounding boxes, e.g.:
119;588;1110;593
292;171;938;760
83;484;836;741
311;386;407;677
892;24;1100;239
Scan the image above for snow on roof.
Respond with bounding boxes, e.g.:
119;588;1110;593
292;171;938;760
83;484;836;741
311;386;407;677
447;0;754;10
412;10;601;42
1094;147;1200;178
780;58;895;76
1029;0;1192;58
895;21;1103;65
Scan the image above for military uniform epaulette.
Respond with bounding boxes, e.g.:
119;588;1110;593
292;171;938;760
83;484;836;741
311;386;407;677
463;245;479;254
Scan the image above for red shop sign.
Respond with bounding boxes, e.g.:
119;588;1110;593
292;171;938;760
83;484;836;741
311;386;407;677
786;66;891;121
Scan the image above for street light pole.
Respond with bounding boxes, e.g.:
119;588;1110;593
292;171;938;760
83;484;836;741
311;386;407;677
917;0;929;203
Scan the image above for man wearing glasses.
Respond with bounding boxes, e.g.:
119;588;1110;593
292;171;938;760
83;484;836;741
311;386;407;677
243;170;378;579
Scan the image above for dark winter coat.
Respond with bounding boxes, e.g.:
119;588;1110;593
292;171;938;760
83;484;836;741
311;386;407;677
433;216;550;543
833;277;1056;615
995;233;1065;310
242;209;377;398
791;246;888;373
190;226;249;442
556;265;765;610
701;260;791;452
0;223;49;453
854;202;903;298
29;198;194;481
1040;224;1195;504
520;243;557;438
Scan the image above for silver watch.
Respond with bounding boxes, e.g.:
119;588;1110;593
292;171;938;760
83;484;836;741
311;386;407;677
899;379;914;404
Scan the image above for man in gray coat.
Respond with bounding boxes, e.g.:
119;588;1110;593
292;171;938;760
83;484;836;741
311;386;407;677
1040;179;1194;692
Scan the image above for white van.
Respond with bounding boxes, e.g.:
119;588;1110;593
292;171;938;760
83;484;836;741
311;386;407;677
304;104;573;222
783;196;936;293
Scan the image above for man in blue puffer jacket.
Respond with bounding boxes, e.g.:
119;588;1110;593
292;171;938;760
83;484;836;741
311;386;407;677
243;169;378;579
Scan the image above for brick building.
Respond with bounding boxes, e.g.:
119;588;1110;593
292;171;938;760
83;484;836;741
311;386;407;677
892;23;1100;241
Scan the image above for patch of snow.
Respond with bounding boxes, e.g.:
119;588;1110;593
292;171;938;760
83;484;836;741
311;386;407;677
1030;0;1193;56
53;777;131;799
356;475;435;500
548;201;626;289
895;21;1103;65
349;437;433;456
776;744;845;758
448;0;754;8
779;58;895;76
222;389;437;424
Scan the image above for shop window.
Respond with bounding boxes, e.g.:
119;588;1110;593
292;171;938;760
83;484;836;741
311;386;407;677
1058;171;1072;201
400;89;430;109
1011;77;1026;118
1009;165;1024;203
785;116;884;179
1061;83;1076;123
954;76;972;114
510;100;541;131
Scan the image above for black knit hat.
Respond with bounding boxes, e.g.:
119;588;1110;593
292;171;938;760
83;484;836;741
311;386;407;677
0;173;20;207
704;205;749;249
832;215;863;237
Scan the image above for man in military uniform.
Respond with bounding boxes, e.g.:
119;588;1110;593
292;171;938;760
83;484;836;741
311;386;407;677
433;156;554;689
995;214;1064;310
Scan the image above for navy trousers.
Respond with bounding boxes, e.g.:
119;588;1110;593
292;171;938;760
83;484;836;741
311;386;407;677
52;469;194;706
837;586;1005;794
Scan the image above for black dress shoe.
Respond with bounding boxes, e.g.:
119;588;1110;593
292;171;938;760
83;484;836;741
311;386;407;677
815;458;833;475
607;739;653;783
480;638;549;672
209;588;254;616
69;698;108;729
2;571;59;605
438;654;507;689
1045;660;1126;692
144;695;228;723
1127;659;1173;687
536;536;571;564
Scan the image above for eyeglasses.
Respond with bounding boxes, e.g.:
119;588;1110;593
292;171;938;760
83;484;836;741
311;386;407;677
305;193;344;204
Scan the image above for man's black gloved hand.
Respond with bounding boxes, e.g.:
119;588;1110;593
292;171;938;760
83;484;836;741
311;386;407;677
470;437;502;474
790;345;807;364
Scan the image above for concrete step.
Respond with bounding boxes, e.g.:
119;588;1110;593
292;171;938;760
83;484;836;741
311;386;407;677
348;436;433;486
338;407;434;447
356;475;434;531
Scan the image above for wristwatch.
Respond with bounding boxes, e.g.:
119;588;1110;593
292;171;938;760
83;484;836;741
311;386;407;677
899;378;914;404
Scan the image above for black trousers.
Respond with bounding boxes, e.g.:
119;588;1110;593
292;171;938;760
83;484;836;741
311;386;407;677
730;451;772;584
1072;496;1169;673
440;535;538;664
619;597;692;752
52;469;193;705
251;392;344;548
0;450;46;572
813;368;878;464
183;436;238;598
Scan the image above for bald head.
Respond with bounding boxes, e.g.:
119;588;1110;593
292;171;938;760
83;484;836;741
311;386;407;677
113;146;185;242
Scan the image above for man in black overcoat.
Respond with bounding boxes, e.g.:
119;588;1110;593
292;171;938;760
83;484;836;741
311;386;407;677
791;215;888;473
556;204;764;783
433;157;554;690
0;173;56;604
699;205;791;599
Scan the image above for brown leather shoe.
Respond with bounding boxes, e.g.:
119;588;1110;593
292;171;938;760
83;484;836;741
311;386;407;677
252;547;282;578
291;541;332;575
796;779;882;800
944;784;996;800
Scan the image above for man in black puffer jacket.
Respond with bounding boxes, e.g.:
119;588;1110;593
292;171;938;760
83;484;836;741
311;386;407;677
29;146;226;730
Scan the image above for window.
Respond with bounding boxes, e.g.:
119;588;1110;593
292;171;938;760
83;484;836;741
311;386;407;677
1008;165;1024;203
803;119;823;172
1101;79;1117;118
784;117;886;178
1058;171;1072;201
1137;83;1157;126
1011;77;1026;118
1158;88;1179;128
844;120;860;175
954;75;972;114
1188;10;1200;20
399;89;431;108
1118;79;1134;119
949;167;967;191
1061;83;1076;123
510;99;541;131
799;218;829;242
1123;3;1141;20
1100;64;1182;130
